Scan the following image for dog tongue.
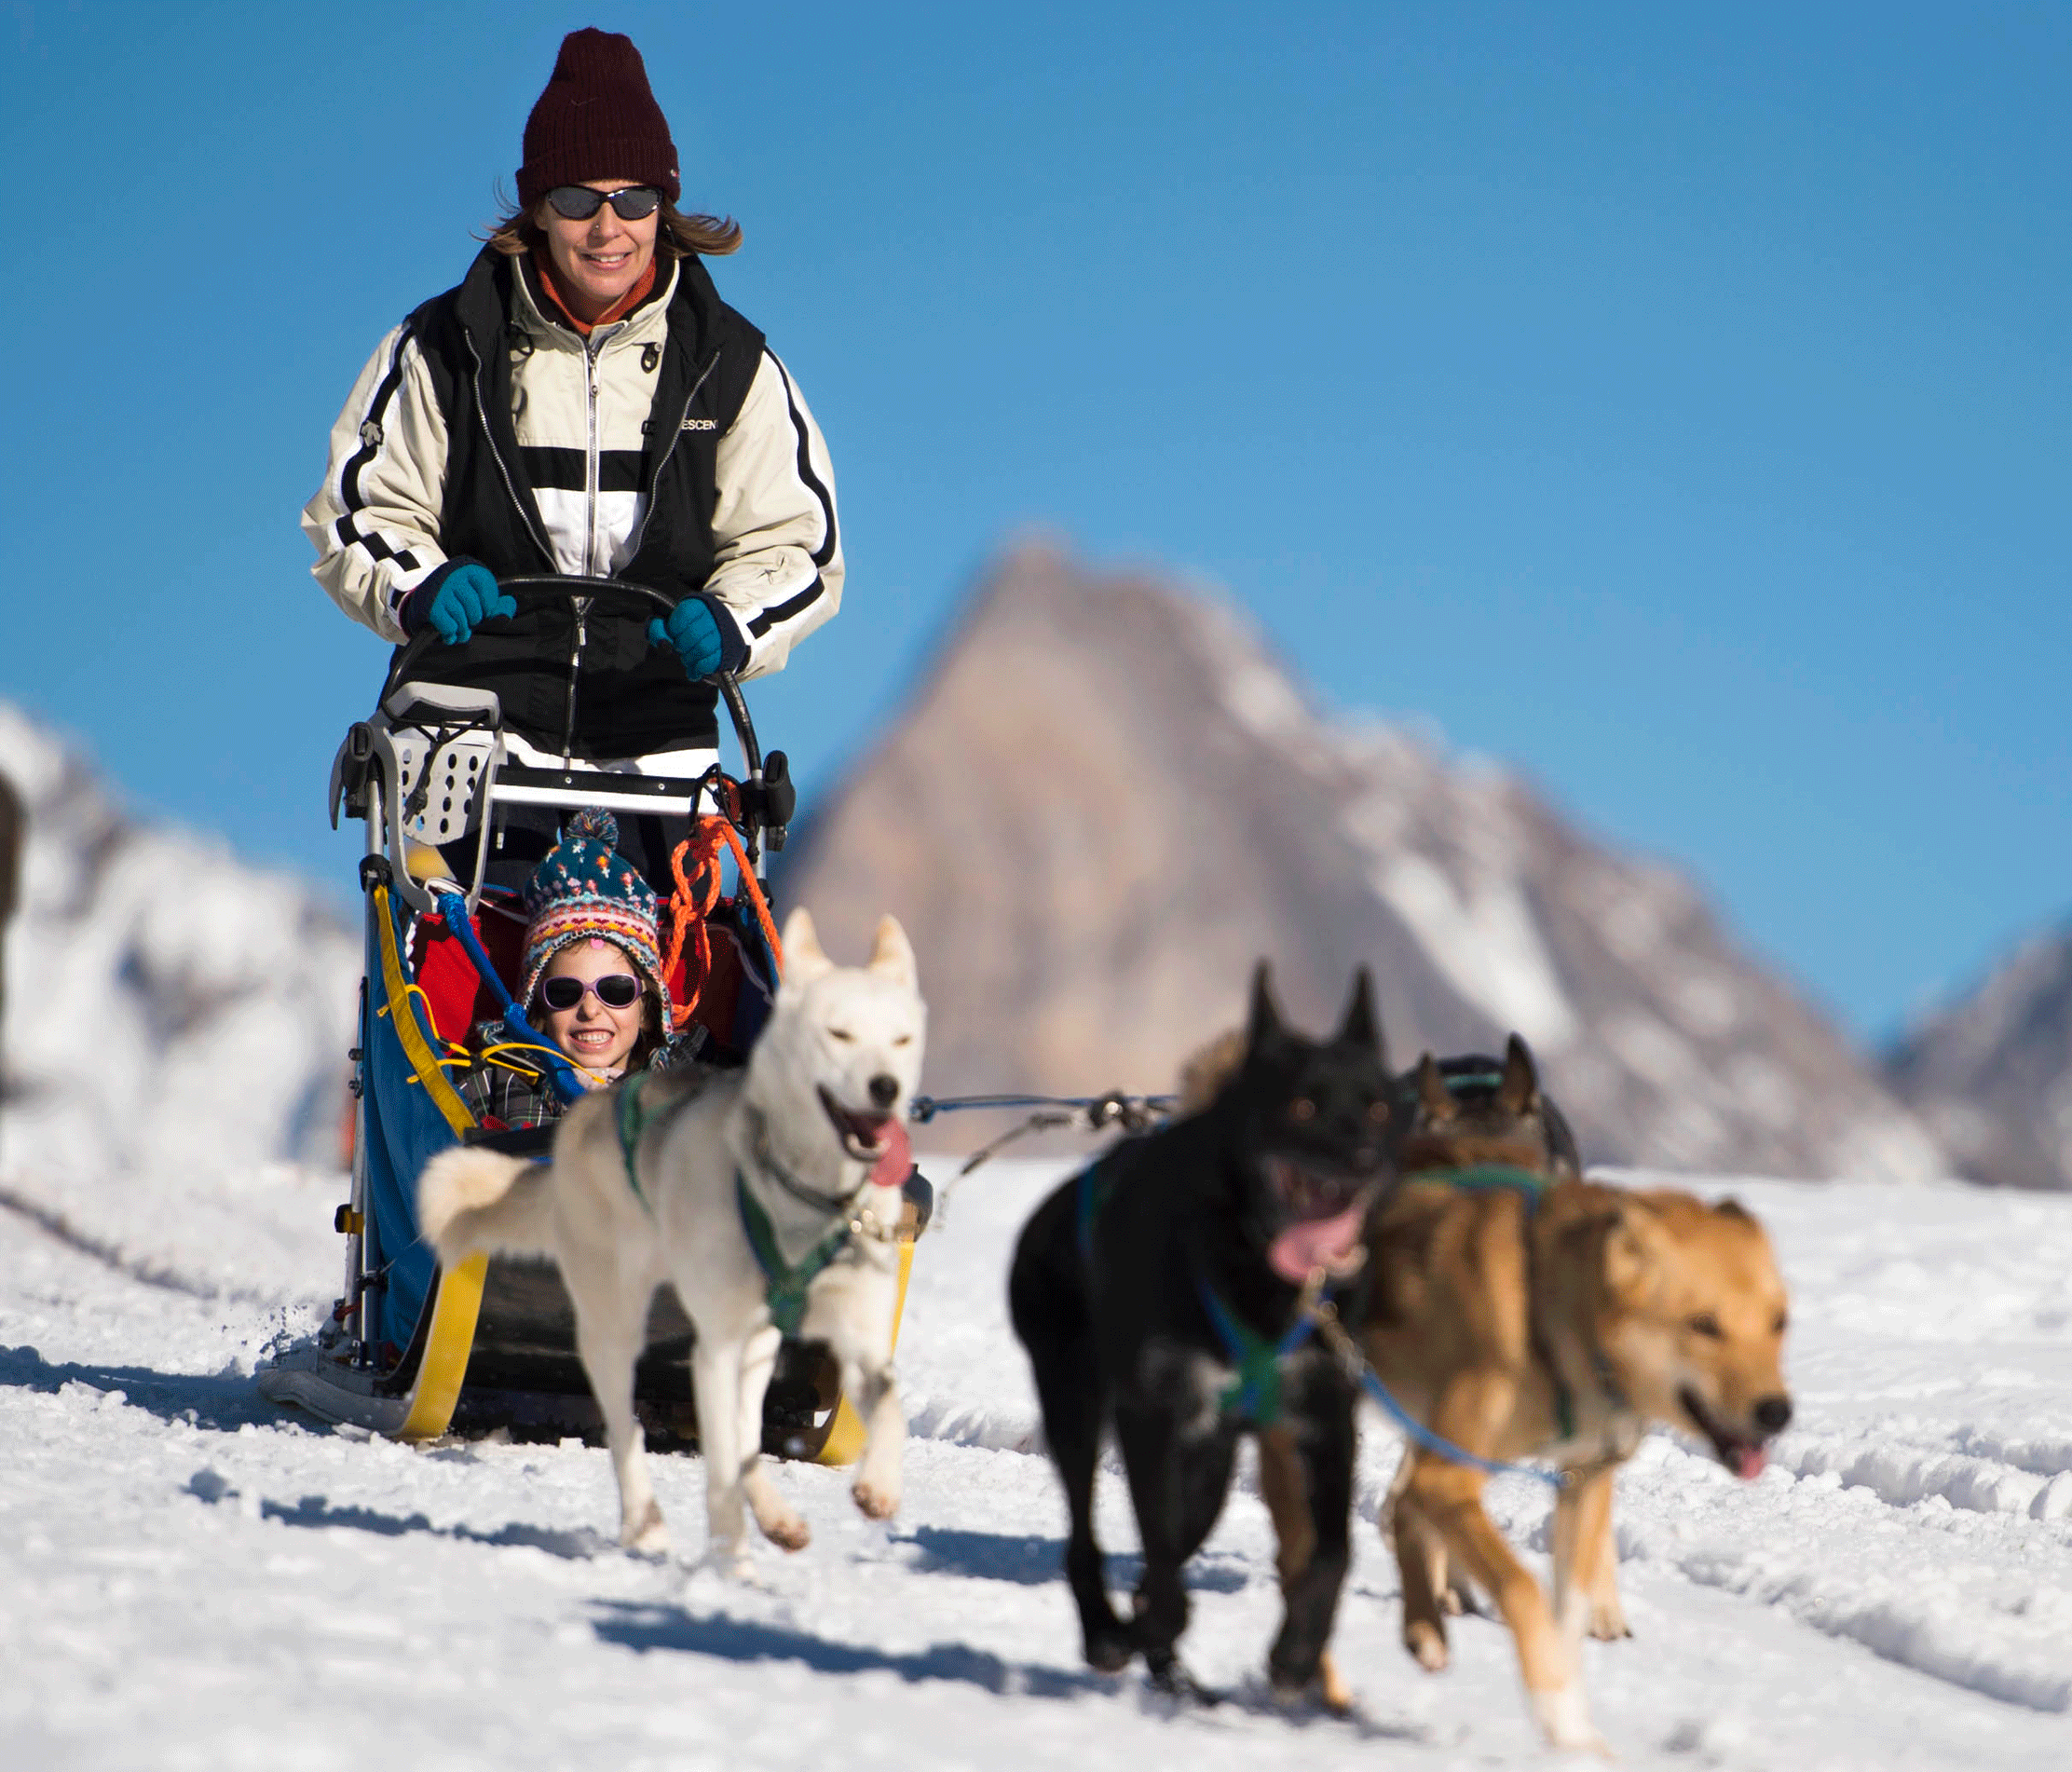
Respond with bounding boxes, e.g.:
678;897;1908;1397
1267;1197;1367;1284
867;1117;912;1189
1735;1444;1768;1480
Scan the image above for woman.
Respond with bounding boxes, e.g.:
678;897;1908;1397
457;810;676;1130
304;28;841;885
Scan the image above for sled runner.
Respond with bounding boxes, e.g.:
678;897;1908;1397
258;577;928;1461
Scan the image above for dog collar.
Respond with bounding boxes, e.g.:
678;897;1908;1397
743;1103;870;1216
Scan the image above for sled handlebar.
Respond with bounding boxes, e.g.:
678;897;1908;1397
497;577;763;782
382;573;766;791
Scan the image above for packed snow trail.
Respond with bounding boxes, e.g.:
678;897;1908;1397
2;1155;2069;1770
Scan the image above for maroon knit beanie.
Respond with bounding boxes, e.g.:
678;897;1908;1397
517;29;680;208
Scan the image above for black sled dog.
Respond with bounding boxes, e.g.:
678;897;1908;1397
1007;965;1397;1699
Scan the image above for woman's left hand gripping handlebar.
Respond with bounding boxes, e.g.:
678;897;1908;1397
648;593;747;682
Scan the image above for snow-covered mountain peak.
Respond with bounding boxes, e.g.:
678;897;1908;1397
784;542;1946;1182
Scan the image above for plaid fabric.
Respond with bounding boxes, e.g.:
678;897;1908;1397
451;1024;707;1131
454;1050;563;1131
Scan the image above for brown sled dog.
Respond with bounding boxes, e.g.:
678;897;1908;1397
1254;1036;1794;1752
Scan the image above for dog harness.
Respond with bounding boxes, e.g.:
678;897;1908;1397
613;1067;716;1207
612;1070;872;1339
1193;1273;1326;1427
1322;1160;1634;1486
733;1173;858;1339
1074;1159;1326;1429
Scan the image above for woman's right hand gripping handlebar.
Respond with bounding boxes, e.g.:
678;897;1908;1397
402;561;518;646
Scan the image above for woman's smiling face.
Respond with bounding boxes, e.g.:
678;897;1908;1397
537;178;659;320
539;938;647;1076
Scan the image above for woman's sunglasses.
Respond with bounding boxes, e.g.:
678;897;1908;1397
539;973;644;1013
545;185;661;222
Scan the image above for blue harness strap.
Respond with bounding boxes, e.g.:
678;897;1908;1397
1075;1158;1123;1263
1193;1273;1322;1427
1330;1159;1569;1487
430;889;586;1106
1352;1362;1565;1488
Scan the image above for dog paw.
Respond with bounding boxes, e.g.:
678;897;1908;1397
1269;1649;1354;1718
1404;1620;1450;1672
620;1501;669;1554
759;1512;811;1552
1588;1606;1632;1643
1084;1625;1134;1674
1317;1650;1355;1717
852;1478;900;1520
688;1543;762;1586
1531;1683;1612;1758
1146;1657;1220;1706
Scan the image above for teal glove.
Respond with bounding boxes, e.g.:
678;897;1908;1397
648;594;747;681
406;562;515;645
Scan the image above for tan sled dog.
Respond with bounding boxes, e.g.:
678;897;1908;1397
418;907;925;1574
1259;1059;1793;1752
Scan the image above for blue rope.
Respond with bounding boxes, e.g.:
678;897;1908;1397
1339;1160;1567;1486
430;890;587;1106
1351;1362;1564;1489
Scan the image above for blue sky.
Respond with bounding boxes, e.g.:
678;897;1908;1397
2;0;2065;1043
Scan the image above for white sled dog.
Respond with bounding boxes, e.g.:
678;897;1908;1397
417;906;925;1572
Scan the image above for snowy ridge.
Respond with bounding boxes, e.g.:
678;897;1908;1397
1887;922;2072;1189
0;702;358;1197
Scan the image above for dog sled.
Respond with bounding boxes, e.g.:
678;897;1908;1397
258;576;927;1463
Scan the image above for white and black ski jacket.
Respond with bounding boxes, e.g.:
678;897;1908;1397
303;249;841;758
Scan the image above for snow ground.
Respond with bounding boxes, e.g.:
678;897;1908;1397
2;1153;2069;1771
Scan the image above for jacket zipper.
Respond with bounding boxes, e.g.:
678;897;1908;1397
559;603;586;767
560;331;610;765
462;325;555;565
583;332;605;575
468;319;584;759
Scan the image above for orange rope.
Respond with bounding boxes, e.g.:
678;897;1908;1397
661;815;785;1032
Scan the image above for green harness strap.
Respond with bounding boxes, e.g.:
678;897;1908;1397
615;1069;851;1338
1401;1161;1554;1198
615;1070;659;1210
1193;1274;1323;1426
734;1173;854;1338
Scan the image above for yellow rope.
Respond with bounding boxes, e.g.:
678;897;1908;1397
374;884;476;1138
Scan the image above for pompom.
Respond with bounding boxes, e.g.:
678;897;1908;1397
565;807;620;850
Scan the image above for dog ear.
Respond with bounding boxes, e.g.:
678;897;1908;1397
866;914;919;989
1336;966;1382;1056
1497;1033;1540;1115
1601;1195;1666;1302
1415;1053;1456;1123
1246;961;1283;1052
781;905;836;986
1177;1029;1247;1113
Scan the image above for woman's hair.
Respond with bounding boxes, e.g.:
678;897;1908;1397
483;185;742;259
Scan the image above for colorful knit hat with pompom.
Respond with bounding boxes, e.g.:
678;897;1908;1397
518;809;673;1027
